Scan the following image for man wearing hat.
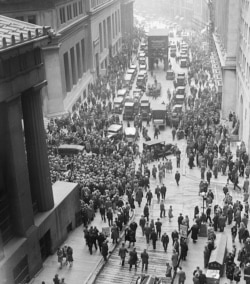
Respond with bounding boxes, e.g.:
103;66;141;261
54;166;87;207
244;262;250;284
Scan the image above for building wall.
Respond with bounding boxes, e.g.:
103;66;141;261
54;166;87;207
88;0;122;77
236;0;250;151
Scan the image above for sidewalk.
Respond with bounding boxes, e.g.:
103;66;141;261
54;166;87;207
30;211;121;284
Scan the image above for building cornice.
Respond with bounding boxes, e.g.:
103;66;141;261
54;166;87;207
213;33;236;70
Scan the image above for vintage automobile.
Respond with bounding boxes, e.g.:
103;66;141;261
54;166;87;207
113;97;124;114
123;73;133;90
117;88;128;100
123;102;135;120
137;73;147;90
180;59;187;68
166;70;175;80
139;63;147;71
136;275;171;284
174;94;185;105
146;83;161;98
172;104;183;113
58;144;84;157
127;68;136;82
176;73;186;87
143;140;175;158
124;127;136;144
140;95;151;120
151;104;166;128
107;124;123;140
176;86;186;95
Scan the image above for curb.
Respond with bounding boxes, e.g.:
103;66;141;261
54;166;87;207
84;211;136;284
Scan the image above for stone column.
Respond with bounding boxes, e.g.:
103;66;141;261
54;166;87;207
21;82;54;212
6;98;34;236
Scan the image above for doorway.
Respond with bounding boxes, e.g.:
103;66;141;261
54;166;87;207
39;230;51;261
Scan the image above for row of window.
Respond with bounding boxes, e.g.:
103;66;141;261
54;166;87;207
238;47;250;88
0;48;42;80
15;15;36;24
91;0;111;9
99;9;120;54
59;0;86;25
63;39;86;93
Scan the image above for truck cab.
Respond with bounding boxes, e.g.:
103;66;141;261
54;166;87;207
151;104;166;128
123;102;135;120
113;97;124;114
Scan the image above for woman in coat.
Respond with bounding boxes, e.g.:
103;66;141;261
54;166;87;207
180;240;188;261
171;249;178;271
101;240;109;261
135;188;143;207
189;223;199;243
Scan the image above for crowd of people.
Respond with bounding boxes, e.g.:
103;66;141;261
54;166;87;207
44;26;250;284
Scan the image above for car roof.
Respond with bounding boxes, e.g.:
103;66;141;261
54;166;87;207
125;127;136;135
114;97;124;103
107;124;122;132
125;102;134;106
117;89;127;95
143;140;166;146
58;144;84;151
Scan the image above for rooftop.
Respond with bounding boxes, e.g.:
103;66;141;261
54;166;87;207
0;15;50;51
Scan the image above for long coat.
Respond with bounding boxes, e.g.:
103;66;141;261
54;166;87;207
128;250;138;265
190;224;199;240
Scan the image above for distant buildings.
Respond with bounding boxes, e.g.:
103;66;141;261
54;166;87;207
0;0;126;116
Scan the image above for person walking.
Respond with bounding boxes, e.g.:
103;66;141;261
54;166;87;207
161;232;169;252
168;205;173;222
101;240;109;261
177;213;184;232
57;248;63;269
129;247;138;271
139;215;146;236
155;218;162;238
178;267;186;284
144;222;151;244
155;185;161;203
143;203;150;221
136;187;143;207
118;243;128;266
141;249;149;272
166;262;172;278
66;246;73;267
160;184;167;200
189;223;199;243
150;229;158;249
171;249;178;271
146;190;153;206
160;200;166;218
175;171;180;186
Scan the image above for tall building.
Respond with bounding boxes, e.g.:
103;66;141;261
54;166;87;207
0;0;122;116
212;0;240;119
236;0;250;150
121;0;134;38
193;0;210;32
0;16;80;284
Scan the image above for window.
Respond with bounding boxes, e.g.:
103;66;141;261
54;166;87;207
99;23;103;53
76;43;81;78
70;47;77;85
112;14;115;39
115;12;118;36
67;5;72;21
103;20;107;48
59;7;66;24
118;10;120;32
73;3;78;17
15;16;24;21
81;39;86;72
63;52;71;93
79;0;83;14
27;15;36;24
